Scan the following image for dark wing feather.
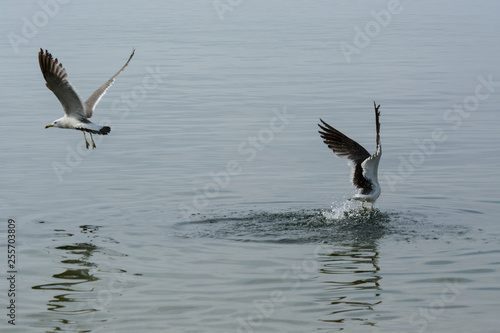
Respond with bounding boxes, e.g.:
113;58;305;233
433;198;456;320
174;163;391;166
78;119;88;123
374;101;381;153
318;119;371;164
38;49;85;118
318;118;373;191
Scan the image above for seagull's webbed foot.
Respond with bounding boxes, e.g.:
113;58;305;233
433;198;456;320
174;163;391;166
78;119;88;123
83;132;90;149
362;202;367;210
90;133;96;149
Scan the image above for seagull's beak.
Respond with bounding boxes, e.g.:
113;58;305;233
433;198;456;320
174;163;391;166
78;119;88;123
45;124;53;128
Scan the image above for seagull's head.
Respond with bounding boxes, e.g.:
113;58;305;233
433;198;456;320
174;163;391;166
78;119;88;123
45;118;65;129
45;121;57;129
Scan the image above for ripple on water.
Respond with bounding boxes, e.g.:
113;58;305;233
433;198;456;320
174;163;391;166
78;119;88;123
173;205;470;244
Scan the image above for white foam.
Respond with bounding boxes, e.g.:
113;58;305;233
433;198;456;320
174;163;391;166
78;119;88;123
322;200;357;220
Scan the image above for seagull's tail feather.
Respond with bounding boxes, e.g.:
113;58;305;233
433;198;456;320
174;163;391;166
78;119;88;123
99;126;111;135
77;126;111;135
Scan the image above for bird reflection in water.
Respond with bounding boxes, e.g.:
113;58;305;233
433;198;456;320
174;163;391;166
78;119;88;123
32;224;130;332
316;242;382;329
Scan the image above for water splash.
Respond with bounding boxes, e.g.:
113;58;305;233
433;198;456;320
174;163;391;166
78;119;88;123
321;199;386;223
173;205;469;244
322;199;357;220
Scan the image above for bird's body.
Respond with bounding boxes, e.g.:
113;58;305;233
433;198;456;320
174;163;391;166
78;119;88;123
39;48;134;148
318;102;382;208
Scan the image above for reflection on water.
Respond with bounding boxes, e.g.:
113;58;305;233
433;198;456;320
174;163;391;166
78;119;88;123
173;208;471;331
176;209;388;330
317;243;381;330
32;225;132;333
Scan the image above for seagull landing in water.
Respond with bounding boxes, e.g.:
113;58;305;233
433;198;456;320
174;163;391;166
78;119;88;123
39;48;135;149
318;102;382;209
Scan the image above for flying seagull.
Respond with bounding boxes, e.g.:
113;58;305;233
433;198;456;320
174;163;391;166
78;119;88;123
39;48;135;149
318;102;382;209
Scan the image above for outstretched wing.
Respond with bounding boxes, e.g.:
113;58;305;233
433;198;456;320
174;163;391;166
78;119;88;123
318;118;373;191
361;102;382;182
38;49;85;119
318;119;371;164
373;101;381;154
84;49;135;118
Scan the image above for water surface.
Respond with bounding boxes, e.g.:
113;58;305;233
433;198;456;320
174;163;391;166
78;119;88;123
1;1;500;332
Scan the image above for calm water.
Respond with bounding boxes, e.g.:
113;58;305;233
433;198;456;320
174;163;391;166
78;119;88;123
1;1;500;332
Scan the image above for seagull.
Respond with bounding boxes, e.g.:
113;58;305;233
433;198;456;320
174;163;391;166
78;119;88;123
318;102;382;209
39;48;135;149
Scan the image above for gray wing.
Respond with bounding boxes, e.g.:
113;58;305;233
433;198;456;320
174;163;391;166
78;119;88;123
318;118;373;191
38;49;85;119
84;49;135;118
